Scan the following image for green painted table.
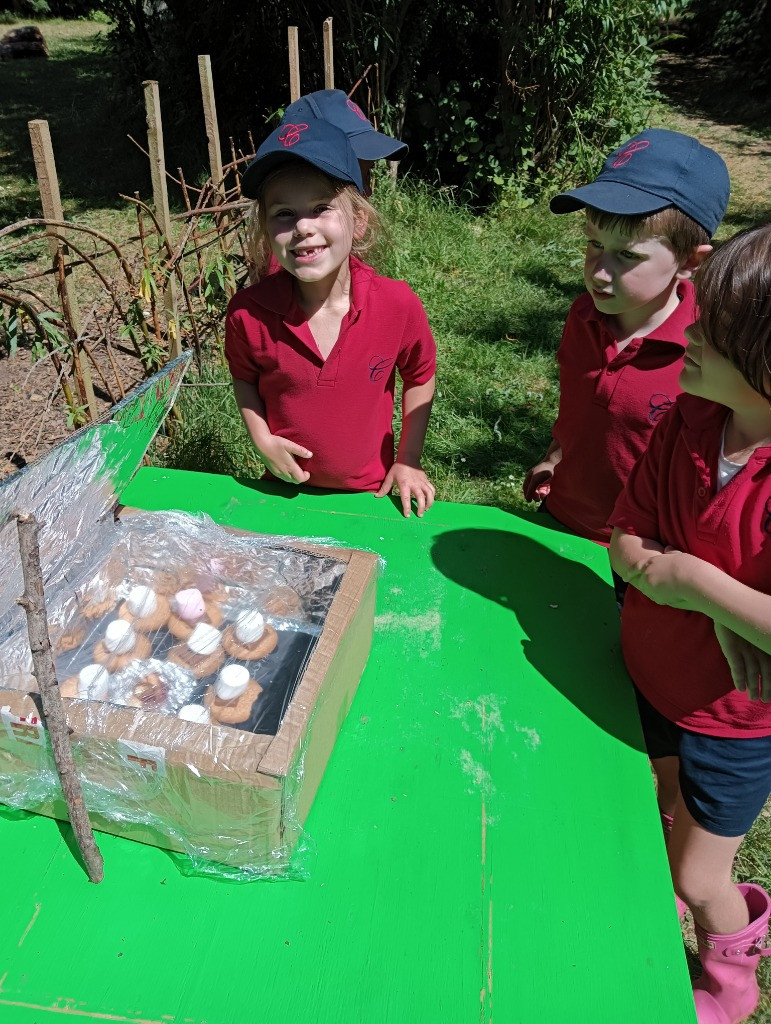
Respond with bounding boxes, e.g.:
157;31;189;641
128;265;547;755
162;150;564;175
0;468;695;1023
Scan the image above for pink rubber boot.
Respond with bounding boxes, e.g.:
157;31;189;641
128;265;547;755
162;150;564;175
660;811;687;921
693;883;771;1024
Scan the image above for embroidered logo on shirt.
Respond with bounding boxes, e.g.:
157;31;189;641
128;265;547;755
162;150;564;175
763;498;771;534
369;356;394;382
346;99;369;122
612;140;650;168
278;123;309;147
648;393;674;423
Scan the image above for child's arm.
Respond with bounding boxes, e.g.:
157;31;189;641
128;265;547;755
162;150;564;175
610;528;771;700
232;379;313;484
375;375;436;518
523;437;562;501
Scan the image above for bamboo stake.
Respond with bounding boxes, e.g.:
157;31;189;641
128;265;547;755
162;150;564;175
142;80;182;360
14;512;104;884
323;18;334;89
28;120;98;422
198;55;225;202
288;26;301;102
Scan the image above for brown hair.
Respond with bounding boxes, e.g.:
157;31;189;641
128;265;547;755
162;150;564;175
245;164;383;282
693;222;771;401
585;205;710;263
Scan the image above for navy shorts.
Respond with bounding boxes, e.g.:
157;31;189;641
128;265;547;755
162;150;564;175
634;687;771;838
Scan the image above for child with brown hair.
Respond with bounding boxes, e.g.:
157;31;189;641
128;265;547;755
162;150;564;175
610;223;771;1023
523;129;729;601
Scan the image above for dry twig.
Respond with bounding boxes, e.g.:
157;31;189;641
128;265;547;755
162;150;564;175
14;511;104;883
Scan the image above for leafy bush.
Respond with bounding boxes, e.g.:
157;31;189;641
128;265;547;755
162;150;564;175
682;0;771;85
0;0;51;17
93;0;688;203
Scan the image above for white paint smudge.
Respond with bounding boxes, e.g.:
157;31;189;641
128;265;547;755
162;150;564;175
512;723;541;750
375;609;442;650
460;749;494;795
449;694;505;749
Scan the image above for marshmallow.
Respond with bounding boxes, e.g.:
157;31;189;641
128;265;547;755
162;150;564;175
77;664;111;700
178;703;211;724
187;623;222;656
104;619;136;654
126;585;158;618
234;610;265;645
214;664;250;700
172;588;206;622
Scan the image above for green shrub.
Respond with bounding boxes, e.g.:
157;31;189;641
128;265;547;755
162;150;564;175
94;0;688;203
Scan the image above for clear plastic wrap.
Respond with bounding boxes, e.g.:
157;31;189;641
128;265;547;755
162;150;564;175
0;358;378;879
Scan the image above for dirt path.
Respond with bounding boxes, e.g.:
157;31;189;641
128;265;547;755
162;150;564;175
653;53;771;229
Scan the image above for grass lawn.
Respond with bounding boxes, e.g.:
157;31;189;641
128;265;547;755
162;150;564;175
164;181;583;515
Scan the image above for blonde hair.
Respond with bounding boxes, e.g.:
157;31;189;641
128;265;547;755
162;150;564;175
245;164;383;282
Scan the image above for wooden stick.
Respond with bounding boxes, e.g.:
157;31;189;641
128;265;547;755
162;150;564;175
198;55;224;202
14;512;104;884
288;26;300;102
323;18;334;89
143;80;182;360
28;119;98;422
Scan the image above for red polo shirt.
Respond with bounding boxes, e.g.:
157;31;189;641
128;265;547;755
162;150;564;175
545;280;696;544
610;394;771;737
225;257;436;491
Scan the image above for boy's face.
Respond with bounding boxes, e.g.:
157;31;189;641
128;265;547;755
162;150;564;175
583;217;686;322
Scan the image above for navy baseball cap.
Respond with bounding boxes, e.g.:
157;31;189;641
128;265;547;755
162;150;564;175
550;129;730;237
241;118;363;199
281;89;408;162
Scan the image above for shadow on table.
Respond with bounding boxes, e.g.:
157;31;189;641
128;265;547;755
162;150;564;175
431;523;646;751
232;476;408;517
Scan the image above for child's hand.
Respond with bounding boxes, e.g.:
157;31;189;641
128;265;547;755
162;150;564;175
375;463;436;518
522;461;555;502
257;435;313;484
714;622;771;702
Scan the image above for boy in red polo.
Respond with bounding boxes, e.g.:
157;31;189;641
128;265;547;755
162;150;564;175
225;120;436;517
523;129;729;599
609;224;771;1024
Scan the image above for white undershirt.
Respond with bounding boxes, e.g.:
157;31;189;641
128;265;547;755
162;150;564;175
718;419;745;490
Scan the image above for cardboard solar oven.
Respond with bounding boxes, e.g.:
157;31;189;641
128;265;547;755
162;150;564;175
0;356;378;877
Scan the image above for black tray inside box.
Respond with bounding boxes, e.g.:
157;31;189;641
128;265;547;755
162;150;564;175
54;575;343;737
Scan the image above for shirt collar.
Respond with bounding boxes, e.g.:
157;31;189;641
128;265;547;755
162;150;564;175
679;393;771;459
248;255;375;317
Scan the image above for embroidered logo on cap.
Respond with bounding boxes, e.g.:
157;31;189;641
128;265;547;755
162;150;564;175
612;139;650;168
278;123;309;147
346;99;369;122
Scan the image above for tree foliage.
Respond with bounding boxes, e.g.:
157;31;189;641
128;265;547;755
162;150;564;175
92;0;685;201
680;0;771;86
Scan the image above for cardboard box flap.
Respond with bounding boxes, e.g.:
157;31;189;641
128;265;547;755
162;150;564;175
0;354;190;633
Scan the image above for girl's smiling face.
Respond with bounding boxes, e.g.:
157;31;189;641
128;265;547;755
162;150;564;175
263;166;360;291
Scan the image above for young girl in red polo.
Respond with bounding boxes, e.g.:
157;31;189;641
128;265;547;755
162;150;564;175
609;223;771;1024
225;120;436;518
